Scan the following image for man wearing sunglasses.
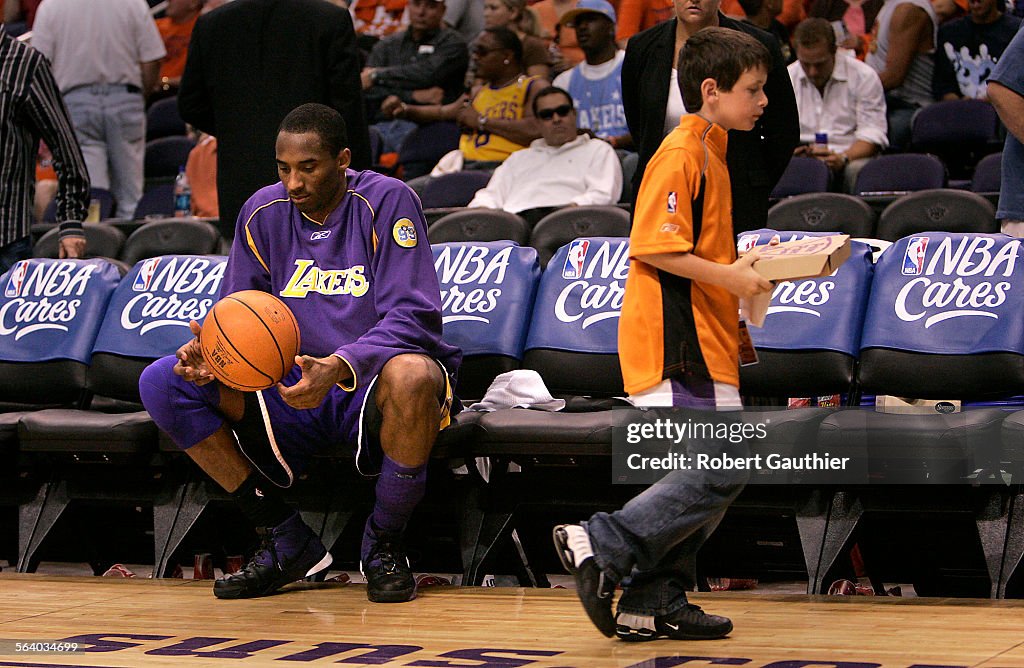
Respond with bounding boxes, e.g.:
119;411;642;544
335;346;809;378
467;86;622;222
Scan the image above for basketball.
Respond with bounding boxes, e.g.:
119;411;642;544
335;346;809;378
199;290;301;391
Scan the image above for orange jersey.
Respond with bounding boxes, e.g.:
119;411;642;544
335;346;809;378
156;15;198;81
619;114;739;395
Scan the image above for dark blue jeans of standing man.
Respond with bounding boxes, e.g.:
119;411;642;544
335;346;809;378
584;424;750;617
0;237;32;275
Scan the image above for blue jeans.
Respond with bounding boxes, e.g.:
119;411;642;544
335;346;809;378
64;85;146;219
584;427;750;616
0;237;32;275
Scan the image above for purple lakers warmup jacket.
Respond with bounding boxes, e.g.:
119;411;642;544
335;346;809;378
224;169;461;389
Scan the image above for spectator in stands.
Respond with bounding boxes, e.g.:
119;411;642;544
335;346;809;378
864;0;938;150
140;102;460;605
932;0;967;23
723;0;806;29
617;0;675;45
481;0;552;79
2;0;41;35
351;0;408;39
533;0;584;70
362;0;469;153
987;25;1024;236
32;0;165;221
738;0;795;63
186;131;218;218
387;27;546;186
178;0;370;240
552;0;638;191
445;0;485;42
622;0;800;232
154;0;204;99
932;0;1020;100
789;18;887;191
467;86;621;219
0;22;91;272
810;0;882;58
554;27;774;644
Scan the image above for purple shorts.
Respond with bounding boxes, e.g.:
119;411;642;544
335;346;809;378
140;356;454;486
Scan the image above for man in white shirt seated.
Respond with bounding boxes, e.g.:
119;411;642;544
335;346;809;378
788;18;889;193
467;86;622;222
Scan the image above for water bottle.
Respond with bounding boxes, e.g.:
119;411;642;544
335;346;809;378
174;166;191;218
814;132;829;153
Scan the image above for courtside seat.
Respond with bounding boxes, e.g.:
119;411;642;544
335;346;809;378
16;256;227;575
0;258;121;572
814;233;1024;597
463;238;636;585
725;232;875;589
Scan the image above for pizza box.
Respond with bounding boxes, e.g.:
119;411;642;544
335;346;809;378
751;234;852;281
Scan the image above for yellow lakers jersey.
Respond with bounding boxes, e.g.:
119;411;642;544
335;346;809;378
460;75;540;163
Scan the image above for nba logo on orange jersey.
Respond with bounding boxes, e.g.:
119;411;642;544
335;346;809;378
563;240;590;279
4;260;28;298
667;191;677;214
902;237;928;276
133;258;161;291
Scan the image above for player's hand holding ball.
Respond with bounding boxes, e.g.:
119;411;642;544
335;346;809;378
174;320;215;386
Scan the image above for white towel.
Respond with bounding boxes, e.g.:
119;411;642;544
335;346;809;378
468;370;566;412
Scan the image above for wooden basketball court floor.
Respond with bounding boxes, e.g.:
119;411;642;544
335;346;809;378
1;575;1024;668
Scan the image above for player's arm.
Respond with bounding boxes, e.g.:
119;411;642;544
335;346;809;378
331;186;446;391
636;250;773;299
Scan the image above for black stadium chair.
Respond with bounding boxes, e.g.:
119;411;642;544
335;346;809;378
144;136;195;180
396;121;461;180
529;205;631;267
32;222;126;261
145;96;187;141
16;256;228;575
42;187;116;223
766;192;877;237
813;233;1024;597
971;152;1002;194
771;156;832;199
910;99;1001;180
427;209;530;245
120;219;221;265
875;189;997;241
132;183;176;220
421;171;492;209
854;153;946;196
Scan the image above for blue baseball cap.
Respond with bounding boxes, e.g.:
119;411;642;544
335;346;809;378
559;0;617;26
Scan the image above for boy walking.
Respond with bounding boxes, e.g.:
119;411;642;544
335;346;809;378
553;27;775;641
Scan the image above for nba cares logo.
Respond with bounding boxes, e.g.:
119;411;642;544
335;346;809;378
133;258;161;291
562;240;590;279
902;237;928;276
4;260;28;298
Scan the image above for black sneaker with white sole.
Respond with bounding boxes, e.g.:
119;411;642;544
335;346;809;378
616;604;733;641
552;524;617;637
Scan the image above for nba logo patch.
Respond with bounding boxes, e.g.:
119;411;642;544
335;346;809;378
902;237;929;276
4;260;28;298
133;258;161;291
667;191;678;214
563;240;590;279
737;234;759;253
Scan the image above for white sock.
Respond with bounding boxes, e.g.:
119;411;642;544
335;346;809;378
564;524;595;569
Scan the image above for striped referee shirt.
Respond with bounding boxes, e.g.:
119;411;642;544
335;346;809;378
0;25;89;247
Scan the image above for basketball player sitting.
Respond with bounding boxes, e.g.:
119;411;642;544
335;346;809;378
139;103;461;603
